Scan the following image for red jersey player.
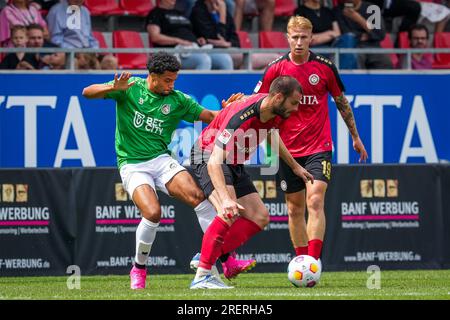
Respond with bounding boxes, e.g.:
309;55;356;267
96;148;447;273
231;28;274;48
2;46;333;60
254;16;368;264
189;76;314;289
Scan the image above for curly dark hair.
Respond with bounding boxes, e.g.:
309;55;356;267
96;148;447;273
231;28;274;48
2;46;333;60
147;52;181;74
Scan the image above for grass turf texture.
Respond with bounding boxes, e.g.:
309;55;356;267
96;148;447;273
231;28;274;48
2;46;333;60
1;270;450;300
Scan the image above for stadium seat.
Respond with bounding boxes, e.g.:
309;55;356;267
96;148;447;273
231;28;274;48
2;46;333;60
119;0;153;17
432;32;450;69
84;0;125;16
112;30;148;69
274;0;297;17
93;31;108;49
380;33;399;68
397;31;410;48
236;31;253;48
259;31;289;49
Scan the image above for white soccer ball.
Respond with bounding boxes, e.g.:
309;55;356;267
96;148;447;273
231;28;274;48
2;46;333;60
287;255;321;288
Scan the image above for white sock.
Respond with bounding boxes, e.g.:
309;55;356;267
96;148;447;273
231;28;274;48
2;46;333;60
134;217;159;266
194;200;217;233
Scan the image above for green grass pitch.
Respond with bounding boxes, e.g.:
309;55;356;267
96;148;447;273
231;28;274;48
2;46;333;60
1;270;450;300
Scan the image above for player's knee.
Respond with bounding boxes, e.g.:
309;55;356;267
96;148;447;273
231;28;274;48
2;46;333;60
307;194;324;214
186;189;206;207
140;205;161;223
254;209;270;228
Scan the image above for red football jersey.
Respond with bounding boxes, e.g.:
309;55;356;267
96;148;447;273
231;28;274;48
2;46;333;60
197;93;283;164
254;51;345;157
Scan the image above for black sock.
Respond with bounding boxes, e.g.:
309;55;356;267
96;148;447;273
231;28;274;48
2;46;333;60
134;262;146;269
219;253;230;263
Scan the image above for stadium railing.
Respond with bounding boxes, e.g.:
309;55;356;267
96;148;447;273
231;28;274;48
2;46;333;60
1;47;450;71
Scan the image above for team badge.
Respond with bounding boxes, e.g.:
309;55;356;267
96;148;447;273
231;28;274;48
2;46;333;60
218;129;232;145
280;180;287;191
161;104;171;115
308;74;320;85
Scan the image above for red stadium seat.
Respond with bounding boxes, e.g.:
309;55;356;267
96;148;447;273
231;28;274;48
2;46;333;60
380;33;399;68
84;0;125;16
93;31;108;49
432;32;450;69
119;0;153;17
112;30;148;69
236;31;253;48
259;31;289;49
274;0;297;17
398;31;410;48
93;31;109;56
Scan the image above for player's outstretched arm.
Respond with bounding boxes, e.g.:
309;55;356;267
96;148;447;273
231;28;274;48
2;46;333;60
207;145;243;219
271;130;314;184
82;71;136;99
334;93;368;163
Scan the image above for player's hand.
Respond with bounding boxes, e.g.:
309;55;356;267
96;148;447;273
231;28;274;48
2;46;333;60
221;198;244;220
221;93;244;108
353;136;368;163
293;164;314;185
113;72;136;91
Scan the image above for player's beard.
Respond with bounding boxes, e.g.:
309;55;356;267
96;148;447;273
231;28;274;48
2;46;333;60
273;99;290;119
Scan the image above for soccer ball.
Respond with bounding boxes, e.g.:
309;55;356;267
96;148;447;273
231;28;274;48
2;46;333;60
287;255;321;288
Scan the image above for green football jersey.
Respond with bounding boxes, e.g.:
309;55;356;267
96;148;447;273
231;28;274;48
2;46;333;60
104;76;205;169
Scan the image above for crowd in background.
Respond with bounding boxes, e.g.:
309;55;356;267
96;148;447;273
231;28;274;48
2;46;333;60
0;0;449;70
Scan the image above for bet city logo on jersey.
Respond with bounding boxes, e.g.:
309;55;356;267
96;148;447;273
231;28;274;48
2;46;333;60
133;111;164;135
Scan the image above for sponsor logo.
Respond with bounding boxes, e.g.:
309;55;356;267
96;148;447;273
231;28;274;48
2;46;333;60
138;97;144;105
341;178;420;229
169;162;178;170
1;184;28;203
253;81;262;93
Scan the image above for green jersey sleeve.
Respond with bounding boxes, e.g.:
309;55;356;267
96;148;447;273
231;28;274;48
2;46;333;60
178;92;205;123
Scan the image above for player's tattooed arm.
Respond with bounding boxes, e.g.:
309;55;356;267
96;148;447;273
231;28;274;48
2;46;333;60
334;93;359;139
334;93;369;162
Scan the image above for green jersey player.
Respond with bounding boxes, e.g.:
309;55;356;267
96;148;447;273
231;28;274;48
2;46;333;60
82;52;252;289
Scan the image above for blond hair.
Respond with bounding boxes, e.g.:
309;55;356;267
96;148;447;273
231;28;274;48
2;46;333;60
287;16;313;33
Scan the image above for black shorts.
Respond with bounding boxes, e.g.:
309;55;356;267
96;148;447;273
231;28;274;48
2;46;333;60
277;151;332;194
190;147;257;199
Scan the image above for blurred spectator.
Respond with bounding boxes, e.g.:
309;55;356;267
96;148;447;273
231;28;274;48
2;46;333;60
334;0;392;69
367;0;420;33
46;0;99;49
99;54;118;70
190;0;239;48
0;0;49;47
27;23;66;69
0;25;39;69
75;52;100;70
400;24;433;69
418;0;449;33
32;0;58;11
295;0;341;47
146;0;233;70
234;0;274;31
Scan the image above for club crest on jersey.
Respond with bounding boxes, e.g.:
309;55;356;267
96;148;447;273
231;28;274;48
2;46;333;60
218;129;232;145
309;74;320;85
161;104;171;115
